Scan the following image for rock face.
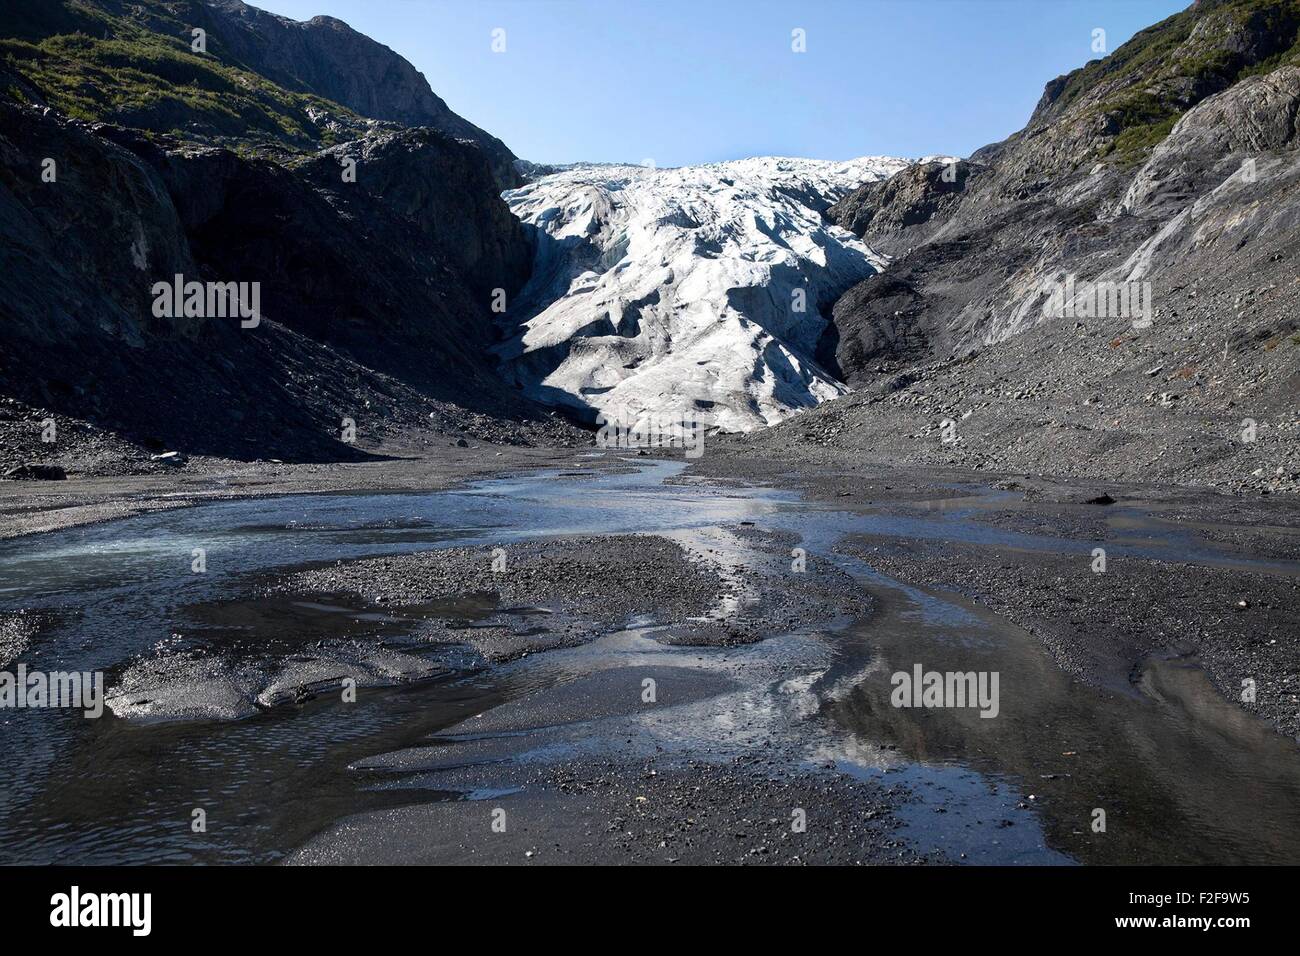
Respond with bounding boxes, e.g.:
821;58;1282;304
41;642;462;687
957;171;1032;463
299;131;531;297
497;156;910;431
0;104;198;352
200;0;519;188
1120;65;1300;217
0;5;552;466
826;159;979;255
826;0;1300;381
738;1;1300;492
111;124;532;393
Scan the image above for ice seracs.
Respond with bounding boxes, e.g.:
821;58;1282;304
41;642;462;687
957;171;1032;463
496;155;912;432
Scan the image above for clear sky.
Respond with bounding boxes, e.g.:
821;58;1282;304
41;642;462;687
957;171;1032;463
249;0;1189;166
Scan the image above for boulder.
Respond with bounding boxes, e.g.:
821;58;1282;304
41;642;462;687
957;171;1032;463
3;463;66;481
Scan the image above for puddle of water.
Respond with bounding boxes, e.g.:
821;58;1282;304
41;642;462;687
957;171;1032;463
812;576;1300;865
889;765;1073;866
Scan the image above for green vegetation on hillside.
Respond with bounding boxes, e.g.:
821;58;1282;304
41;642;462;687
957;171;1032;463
0;0;366;149
1050;0;1300;164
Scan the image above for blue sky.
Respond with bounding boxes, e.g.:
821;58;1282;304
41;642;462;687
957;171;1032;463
251;0;1189;166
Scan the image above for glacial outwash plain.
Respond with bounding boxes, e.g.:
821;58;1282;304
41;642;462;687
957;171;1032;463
1;0;1298;873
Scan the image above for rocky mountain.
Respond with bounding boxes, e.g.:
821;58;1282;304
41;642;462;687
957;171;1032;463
3;0;1297;490
498;156;911;431
825;0;1300;377
0;1;569;473
825;159;980;255
0;0;518;186
734;0;1300;492
197;0;519;188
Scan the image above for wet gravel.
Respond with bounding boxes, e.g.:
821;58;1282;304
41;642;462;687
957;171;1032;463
273;535;728;661
0;443;592;540
268;524;907;864
538;755;936;865
273;529;873;660
289;753;938;866
844;535;1300;739
0;610;42;668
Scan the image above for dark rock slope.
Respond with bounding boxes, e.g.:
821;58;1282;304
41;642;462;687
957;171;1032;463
763;0;1300;493
200;0;520;188
0;2;570;473
0;103;561;467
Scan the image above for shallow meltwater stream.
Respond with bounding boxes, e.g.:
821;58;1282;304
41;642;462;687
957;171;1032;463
1;459;1298;864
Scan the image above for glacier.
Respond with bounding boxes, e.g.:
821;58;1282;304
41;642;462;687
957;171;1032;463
495;155;912;432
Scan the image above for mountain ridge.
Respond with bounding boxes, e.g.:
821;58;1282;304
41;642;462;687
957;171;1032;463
0;0;573;475
0;0;520;186
2;0;1297;492
736;0;1300;492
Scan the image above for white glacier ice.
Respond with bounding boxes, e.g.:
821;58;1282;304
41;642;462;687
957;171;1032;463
495;155;912;432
